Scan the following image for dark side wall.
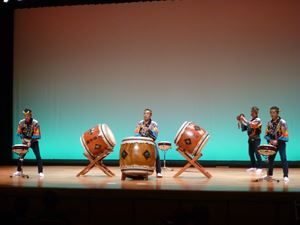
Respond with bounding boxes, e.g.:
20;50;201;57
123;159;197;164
0;6;14;164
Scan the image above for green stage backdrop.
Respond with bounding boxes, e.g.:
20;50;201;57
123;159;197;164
13;0;300;161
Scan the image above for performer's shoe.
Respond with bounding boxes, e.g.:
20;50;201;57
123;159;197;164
283;177;289;183
262;175;273;181
255;168;262;175
156;173;163;178
246;168;256;172
13;171;23;177
38;172;44;178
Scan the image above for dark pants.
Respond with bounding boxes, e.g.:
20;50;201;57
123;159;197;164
17;141;43;173
267;141;288;177
248;139;262;169
155;145;161;173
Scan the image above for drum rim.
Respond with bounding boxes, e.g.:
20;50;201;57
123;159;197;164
121;168;155;172
80;136;90;155
257;144;277;156
192;133;209;155
121;136;155;145
174;121;190;144
158;141;172;146
258;144;277;148
100;124;116;148
122;136;154;141
191;133;209;155
120;165;155;175
12;144;29;148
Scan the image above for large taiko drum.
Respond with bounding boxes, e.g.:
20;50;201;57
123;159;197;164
174;121;210;155
80;124;116;157
119;137;156;177
258;144;277;156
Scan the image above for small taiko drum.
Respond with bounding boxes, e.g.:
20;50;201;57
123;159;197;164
80;124;116;157
158;141;172;151
258;144;277;156
174;121;210;155
120;137;156;177
12;144;29;155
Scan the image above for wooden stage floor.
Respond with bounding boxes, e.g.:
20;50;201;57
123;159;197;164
0;165;300;192
1;166;300;225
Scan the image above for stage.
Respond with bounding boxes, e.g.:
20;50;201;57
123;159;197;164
0;166;299;192
0;166;299;225
1;0;300;224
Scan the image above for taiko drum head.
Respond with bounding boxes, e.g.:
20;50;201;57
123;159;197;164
12;144;29;155
258;144;277;156
158;141;172;151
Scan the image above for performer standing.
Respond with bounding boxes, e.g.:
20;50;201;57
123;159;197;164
264;106;289;182
134;108;162;178
238;106;263;175
13;109;44;177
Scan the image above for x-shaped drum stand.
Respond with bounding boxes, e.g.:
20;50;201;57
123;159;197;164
76;150;115;177
173;145;212;178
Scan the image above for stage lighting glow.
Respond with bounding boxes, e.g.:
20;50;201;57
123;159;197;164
13;1;300;161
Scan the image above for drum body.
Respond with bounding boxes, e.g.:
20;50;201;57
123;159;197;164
120;137;156;177
80;124;116;157
174;121;210;155
12;144;29;155
258;144;277;156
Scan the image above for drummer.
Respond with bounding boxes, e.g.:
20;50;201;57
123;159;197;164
134;108;162;178
264;106;289;183
13;109;44;177
239;106;263;175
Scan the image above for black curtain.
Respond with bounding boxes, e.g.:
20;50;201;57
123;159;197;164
0;6;14;164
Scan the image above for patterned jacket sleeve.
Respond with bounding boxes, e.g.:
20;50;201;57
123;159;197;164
134;121;142;136
241;123;248;132
278;120;289;142
32;121;41;139
17;121;24;139
241;118;261;132
147;122;159;141
264;122;271;142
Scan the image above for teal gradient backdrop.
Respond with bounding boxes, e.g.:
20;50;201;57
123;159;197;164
13;0;300;160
